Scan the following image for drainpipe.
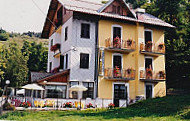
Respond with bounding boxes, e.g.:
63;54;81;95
94;21;99;98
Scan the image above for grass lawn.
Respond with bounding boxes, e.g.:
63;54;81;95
1;95;190;121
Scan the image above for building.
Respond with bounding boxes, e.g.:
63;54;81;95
36;0;174;107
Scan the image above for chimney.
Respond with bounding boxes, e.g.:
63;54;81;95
135;8;145;20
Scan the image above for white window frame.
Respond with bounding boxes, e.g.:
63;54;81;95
112;82;130;103
144;56;154;71
145;83;154;99
111;24;123;42
144;29;153;43
144;29;153;50
112;53;123;69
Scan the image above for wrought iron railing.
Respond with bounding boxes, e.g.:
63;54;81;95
105;37;136;50
139;69;166;80
104;68;135;80
140;42;165;54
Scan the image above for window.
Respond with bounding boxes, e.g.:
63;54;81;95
113;55;122;69
66;54;68;69
145;57;153;70
80;53;89;69
60;56;64;69
50;39;53;47
65;27;68;41
45;85;67;98
81;23;90;38
145;30;152;43
49;62;52;72
82;82;94;99
69;82;79;99
33;90;41;98
113;27;121;39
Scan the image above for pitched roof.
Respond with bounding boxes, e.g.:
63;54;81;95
31;72;53;82
42;0;174;38
58;0;174;28
31;70;70;83
97;0;136;18
59;0;103;11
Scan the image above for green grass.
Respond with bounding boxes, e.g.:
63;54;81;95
1;95;190;121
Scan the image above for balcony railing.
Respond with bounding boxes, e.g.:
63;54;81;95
105;37;136;52
139;69;166;82
104;68;135;80
140;42;165;56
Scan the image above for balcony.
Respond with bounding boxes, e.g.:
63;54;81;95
140;42;165;56
104;67;135;80
53;49;61;58
139;69;166;82
105;37;136;53
51;44;60;52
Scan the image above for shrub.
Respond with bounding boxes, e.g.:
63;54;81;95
3;101;15;111
0;32;9;41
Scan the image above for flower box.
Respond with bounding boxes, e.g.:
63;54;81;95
50;44;60;51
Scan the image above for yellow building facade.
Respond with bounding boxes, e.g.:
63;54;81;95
98;20;166;106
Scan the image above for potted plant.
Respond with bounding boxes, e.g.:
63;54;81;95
140;42;144;51
146;68;153;79
140;70;144;79
108;103;115;109
145;41;152;52
125;68;133;78
114;66;121;78
158;43;165;53
20;101;31;108
158;71;165;79
113;36;121;48
127;39;132;48
86;103;93;108
64;102;73;108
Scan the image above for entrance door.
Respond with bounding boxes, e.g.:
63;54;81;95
145;85;153;99
113;55;122;78
114;84;127;107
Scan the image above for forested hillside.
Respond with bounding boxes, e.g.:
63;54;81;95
0;29;48;87
126;0;190;89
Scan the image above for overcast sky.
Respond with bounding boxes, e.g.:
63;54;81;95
0;0;103;33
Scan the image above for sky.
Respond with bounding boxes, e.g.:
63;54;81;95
0;0;103;33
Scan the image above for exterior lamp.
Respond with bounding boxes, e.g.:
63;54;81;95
5;80;10;101
6;80;10;85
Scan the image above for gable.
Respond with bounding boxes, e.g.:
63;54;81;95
99;0;136;18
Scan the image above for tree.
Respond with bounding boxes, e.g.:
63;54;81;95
22;41;48;72
1;42;29;87
141;0;190;89
125;0;148;8
0;33;9;41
